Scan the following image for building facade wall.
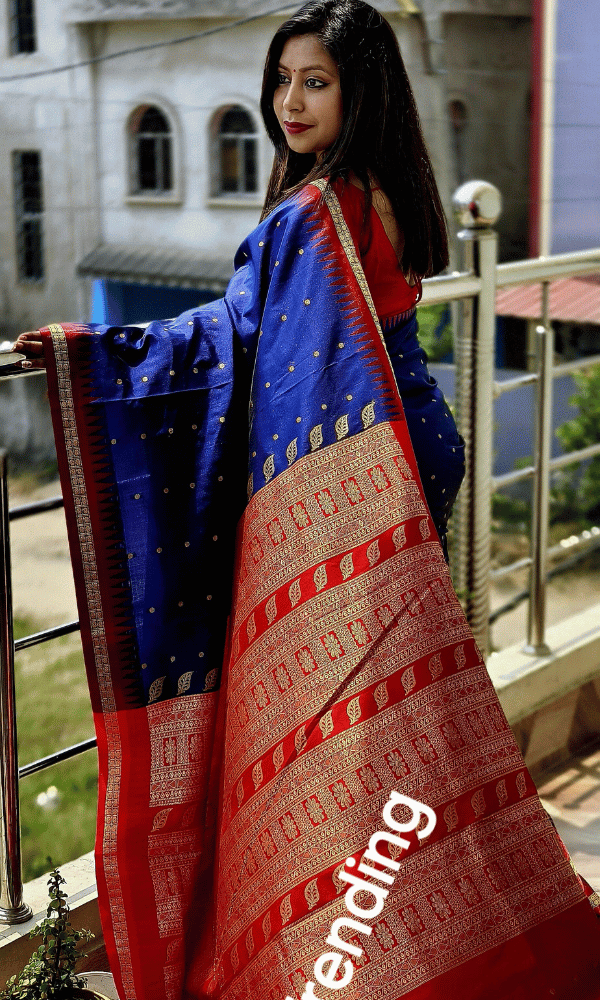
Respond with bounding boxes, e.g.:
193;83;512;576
1;0;534;341
0;3;98;340
445;12;532;260
0;0;534;460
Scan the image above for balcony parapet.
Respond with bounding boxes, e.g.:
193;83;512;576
0;852;106;982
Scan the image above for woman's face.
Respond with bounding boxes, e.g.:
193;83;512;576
273;34;343;157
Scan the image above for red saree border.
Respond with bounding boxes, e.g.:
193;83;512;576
42;323;136;998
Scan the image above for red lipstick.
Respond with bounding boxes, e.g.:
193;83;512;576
284;121;313;134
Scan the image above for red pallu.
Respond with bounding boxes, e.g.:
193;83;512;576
42;182;600;1000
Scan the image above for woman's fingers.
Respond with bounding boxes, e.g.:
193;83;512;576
12;331;46;369
14;331;44;354
19;358;46;369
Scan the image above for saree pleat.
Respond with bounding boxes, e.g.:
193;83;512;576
42;182;600;1000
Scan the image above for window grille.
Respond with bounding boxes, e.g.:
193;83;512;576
217;107;258;195
130;106;173;195
13;151;44;282
9;0;36;54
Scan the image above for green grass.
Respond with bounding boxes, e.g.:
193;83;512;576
13;616;97;882
416;302;453;362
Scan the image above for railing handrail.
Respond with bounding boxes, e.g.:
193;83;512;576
497;247;600;287
418;245;600;308
9;496;64;521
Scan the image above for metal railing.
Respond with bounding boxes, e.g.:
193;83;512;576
0;445;94;924
421;180;600;658
1;179;600;922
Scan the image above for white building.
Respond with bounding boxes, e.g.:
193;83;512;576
0;0;531;457
0;0;533;333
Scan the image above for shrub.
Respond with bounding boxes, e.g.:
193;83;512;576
1;869;93;1000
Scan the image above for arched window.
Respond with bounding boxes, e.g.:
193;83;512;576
215;106;258;195
448;99;468;186
129;105;173;195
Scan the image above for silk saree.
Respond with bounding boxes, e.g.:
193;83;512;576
42;181;600;1000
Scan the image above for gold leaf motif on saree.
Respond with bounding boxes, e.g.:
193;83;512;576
151;808;172;832
401;665;416;694
263;454;275;483
340;551;354;580
361;400;375;429
203;668;219;691
347;696;361;724
236;779;244;806
177;670;193;695
373;681;388;710
295;725;307;753
280;894;293;926
443;801;459;832
265;594;278;624
286;437;298;465
309;423;323;451
166;938;182;962
332;863;346;892
304;878;320;910
454;643;467;669
335;414;349;440
428;653;443;679
288;577;301;606
471;788;486;818
148;676;165;703
392;524;407;550
319;710;334;738
314;563;328;592
367;539;380;566
496;779;508;806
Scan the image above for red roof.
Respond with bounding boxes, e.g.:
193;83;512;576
496;274;600;325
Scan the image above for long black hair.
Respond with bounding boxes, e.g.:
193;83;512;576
260;0;448;278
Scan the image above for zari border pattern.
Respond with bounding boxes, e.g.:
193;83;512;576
311;180;386;345
47;323;135;998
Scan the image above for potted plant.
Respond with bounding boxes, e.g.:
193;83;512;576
1;868;111;1000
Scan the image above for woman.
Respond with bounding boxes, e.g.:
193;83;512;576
14;3;600;999
260;3;465;558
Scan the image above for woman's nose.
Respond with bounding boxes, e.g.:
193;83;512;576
283;77;303;112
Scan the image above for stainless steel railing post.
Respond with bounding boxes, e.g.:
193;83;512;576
451;181;502;659
523;284;553;655
0;450;32;923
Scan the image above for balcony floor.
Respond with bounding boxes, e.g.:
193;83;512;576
537;742;600;892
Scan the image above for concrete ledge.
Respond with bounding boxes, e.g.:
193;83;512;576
0;852;104;981
488;603;600;726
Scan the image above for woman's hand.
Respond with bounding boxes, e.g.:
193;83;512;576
12;331;45;369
